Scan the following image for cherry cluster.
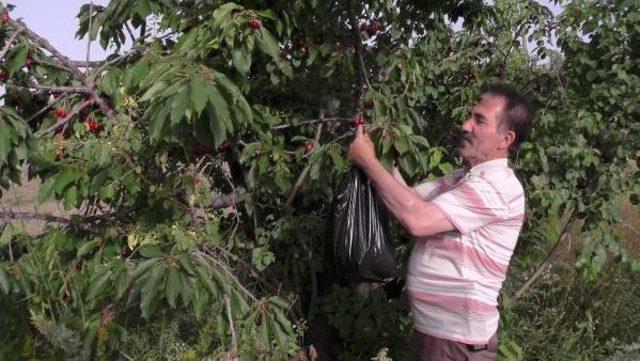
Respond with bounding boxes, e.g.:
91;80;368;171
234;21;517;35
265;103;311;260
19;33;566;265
360;20;384;37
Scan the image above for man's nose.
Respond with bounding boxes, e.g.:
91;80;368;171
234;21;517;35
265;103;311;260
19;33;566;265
461;118;473;132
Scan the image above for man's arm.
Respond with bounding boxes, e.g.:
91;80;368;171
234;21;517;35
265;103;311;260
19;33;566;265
348;126;455;237
391;166;422;198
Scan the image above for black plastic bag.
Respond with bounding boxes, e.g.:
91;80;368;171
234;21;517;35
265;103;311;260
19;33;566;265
332;167;397;282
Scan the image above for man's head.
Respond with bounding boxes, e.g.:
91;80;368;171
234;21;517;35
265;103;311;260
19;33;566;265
457;84;532;166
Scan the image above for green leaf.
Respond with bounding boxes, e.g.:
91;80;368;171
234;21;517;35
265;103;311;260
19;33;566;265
139;81;167;102
139;244;163;258
86;269;111;300
53;168;78;194
394;137;410;155
251;247;275;271
165;267;181;308
7;43;29;76
232;47;252;75
190;75;209;115
0;121;11;162
133;258;160;279
77;239;99;257
0;224;12;246
140;264;164;319
195;264;219;300
149;102;171;142
170;86;189;125
37;178;57;204
255;28;279;58
0;266;10;294
63;185;78;209
207;87;231;146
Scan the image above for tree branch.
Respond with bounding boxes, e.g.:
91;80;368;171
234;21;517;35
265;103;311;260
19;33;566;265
7;18;117;122
85;1;94;67
40;98;95;136
26;98;60;124
8;19;86;81
210;187;247;209
224;294;238;351
285;112;324;208
498;17;531;82
347;1;371;111
0;24;24;60
0;210;99;233
6;83;90;94
272;117;351;130
69;60;106;68
513;212;575;300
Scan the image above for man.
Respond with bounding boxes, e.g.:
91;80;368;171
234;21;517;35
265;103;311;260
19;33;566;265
347;84;531;360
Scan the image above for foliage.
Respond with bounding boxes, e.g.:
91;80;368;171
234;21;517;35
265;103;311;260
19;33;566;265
0;0;639;359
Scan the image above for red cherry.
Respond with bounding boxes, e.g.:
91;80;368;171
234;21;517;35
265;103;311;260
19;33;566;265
0;70;7;80
84;117;100;132
53;108;69;119
25;58;34;67
1;10;9;24
216;140;231;153
305;142;315;153
371;21;383;33
297;39;308;52
351;114;366;127
193;144;210;157
249;19;262;30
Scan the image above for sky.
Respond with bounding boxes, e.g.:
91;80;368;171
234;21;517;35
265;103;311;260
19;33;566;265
11;0;112;62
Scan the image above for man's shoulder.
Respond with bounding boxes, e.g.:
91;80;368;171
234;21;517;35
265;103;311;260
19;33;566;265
469;166;523;192
465;168;525;212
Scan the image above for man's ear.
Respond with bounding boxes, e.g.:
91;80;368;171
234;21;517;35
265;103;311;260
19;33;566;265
500;130;515;150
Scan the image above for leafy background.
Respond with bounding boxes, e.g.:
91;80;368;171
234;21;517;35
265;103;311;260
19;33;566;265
0;0;639;360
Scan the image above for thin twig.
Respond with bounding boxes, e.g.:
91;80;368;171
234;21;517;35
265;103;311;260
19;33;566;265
347;1;371;111
284;112;324;208
210;187;247;209
224;294;238;349
272;117;351;130
513;212;575;300
195;249;257;302
26;98;61;124
0;25;24;60
40;98;95;136
5;83;90;94
0;210;99;233
69;60;106;68
498;17;531;82
86;1;94;67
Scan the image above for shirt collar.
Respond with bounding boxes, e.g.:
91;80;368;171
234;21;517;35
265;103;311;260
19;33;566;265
468;158;509;174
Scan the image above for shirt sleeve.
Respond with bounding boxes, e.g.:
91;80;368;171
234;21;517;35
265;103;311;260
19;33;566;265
430;175;511;235
413;168;466;201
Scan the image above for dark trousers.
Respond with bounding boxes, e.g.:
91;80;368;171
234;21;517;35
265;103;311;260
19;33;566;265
408;329;498;361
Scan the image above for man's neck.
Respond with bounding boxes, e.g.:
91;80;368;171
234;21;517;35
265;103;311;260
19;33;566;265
465;154;509;168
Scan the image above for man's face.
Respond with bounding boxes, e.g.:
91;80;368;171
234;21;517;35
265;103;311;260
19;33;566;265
457;94;510;166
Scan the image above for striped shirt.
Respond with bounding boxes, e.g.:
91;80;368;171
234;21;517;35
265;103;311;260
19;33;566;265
407;158;524;344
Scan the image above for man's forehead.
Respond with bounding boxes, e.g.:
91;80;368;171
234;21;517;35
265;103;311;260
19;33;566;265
473;94;506;116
